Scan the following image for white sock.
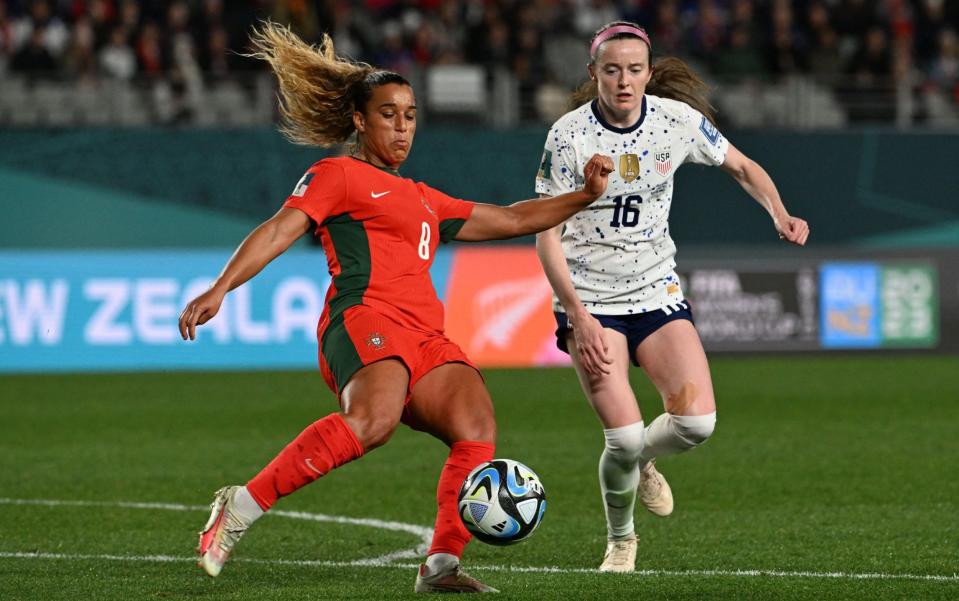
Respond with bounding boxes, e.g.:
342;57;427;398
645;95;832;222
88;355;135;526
232;486;265;525
639;412;716;465
599;421;646;540
425;552;459;575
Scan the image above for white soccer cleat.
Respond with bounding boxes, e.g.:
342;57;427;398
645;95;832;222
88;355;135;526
414;562;499;593
196;485;250;577
599;535;637;573
638;460;674;517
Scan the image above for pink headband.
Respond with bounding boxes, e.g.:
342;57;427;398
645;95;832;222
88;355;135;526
589;25;652;59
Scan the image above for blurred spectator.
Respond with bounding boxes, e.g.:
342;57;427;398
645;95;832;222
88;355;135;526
929;28;959;101
99;26;135;79
650;0;682;57
842;25;896;122
136;21;166;78
374;20;413;74
87;0;115;51
686;0;726;62
0;0;14;74
715;24;765;82
914;0;951;64
63;16;96;81
12;0;68;58
764;0;808;76
574;0;619;39
11;25;57;77
806;2;842;82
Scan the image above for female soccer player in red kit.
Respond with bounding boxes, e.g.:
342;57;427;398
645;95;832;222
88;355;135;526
178;23;613;594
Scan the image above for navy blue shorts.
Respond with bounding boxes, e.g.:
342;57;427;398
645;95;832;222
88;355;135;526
554;301;694;367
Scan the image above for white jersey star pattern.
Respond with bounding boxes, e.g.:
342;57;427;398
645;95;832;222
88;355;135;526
535;94;729;315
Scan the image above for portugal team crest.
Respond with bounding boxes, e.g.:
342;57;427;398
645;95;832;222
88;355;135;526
365;332;386;350
654;151;672;176
619;154;640;183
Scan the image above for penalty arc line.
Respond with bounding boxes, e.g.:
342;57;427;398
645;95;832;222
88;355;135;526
1;498;957;583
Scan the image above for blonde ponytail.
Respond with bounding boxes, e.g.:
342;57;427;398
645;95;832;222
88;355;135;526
247;21;373;147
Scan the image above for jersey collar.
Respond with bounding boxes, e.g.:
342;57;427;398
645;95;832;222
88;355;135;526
591;96;646;134
349;155;401;176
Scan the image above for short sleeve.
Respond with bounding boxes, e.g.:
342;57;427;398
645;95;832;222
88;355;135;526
534;122;577;196
682;105;729;167
283;160;347;225
419;184;475;243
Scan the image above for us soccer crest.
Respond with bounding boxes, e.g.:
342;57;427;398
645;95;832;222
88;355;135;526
619;154;640;183
365;332;386;350
654;151;672;176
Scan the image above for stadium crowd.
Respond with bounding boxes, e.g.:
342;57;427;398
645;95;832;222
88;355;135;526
0;0;957;124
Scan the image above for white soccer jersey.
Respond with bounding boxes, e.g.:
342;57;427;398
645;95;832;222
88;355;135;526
535;94;729;315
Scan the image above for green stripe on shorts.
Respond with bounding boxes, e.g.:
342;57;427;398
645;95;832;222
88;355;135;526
320;311;364;393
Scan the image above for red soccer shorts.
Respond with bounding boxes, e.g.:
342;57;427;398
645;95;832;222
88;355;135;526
317;305;477;400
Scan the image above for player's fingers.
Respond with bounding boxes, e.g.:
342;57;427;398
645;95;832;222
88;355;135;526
188;308;205;341
579;347;597;375
179;304;195;340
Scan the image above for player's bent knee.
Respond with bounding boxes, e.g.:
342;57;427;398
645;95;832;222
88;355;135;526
452;416;497;445
346;412;400;451
672;412;716;446
603;421;646;464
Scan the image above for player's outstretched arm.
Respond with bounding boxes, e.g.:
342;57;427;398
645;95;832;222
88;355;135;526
178;207;313;340
455;154;614;242
720;143;810;246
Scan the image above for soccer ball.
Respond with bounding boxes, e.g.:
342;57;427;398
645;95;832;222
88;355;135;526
457;459;546;546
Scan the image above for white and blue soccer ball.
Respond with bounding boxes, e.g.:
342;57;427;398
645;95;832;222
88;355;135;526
457;459;546;545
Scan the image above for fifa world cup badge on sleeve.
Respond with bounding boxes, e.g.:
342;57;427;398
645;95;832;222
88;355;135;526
699;116;720;146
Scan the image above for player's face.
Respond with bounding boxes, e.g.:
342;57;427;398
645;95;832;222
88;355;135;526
589;38;652;124
355;83;417;169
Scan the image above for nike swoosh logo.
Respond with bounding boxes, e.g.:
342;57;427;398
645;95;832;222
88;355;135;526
304;458;324;475
371;191;391;198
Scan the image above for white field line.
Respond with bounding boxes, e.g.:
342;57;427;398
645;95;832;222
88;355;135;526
1;498;957;583
1;551;957;583
0;497;431;565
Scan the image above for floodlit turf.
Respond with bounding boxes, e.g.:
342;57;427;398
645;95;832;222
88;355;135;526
1;356;957;600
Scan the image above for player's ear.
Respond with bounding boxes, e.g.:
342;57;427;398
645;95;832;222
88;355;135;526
587;62;596;82
352;111;365;134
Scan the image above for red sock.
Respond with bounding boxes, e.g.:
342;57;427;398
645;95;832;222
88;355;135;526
427;441;495;557
246;413;364;511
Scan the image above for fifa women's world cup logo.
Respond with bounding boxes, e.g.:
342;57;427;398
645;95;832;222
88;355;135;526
619;154;640;183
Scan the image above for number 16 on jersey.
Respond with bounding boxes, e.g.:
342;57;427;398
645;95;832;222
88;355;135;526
609;195;643;228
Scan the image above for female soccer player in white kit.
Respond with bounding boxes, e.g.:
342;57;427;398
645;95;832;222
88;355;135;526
535;21;809;573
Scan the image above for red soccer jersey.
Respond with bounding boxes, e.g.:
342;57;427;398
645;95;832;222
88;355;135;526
284;156;474;335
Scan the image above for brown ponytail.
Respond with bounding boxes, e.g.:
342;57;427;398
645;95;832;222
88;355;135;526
647;57;717;125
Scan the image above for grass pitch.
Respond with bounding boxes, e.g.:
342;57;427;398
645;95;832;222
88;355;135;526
1;356;957;600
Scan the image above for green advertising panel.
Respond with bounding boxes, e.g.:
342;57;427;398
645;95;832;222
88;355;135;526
881;265;938;347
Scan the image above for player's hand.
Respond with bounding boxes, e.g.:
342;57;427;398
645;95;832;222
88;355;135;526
583;154;615;200
775;214;810;246
178;286;226;341
570;311;614;377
